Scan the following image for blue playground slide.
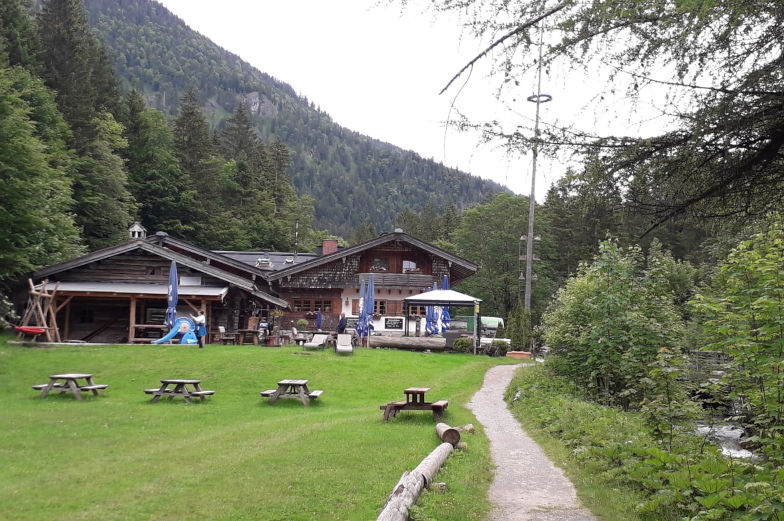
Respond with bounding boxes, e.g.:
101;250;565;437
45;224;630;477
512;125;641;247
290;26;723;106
152;316;198;345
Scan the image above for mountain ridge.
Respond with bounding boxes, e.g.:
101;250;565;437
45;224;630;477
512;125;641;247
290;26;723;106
83;0;509;237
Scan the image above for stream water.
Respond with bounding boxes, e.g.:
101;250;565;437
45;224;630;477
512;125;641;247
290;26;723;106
695;421;754;459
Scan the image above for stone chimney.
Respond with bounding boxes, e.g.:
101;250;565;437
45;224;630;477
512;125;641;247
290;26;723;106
322;239;339;255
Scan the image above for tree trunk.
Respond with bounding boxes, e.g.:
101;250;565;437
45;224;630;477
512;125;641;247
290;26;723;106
377;443;454;521
435;423;461;446
368;335;445;351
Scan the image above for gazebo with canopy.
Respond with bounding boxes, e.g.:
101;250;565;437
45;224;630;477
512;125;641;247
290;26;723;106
403;289;482;355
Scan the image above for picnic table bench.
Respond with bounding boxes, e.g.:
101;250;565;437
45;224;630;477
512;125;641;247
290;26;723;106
380;387;448;422
32;373;108;400
145;379;214;403
260;379;323;406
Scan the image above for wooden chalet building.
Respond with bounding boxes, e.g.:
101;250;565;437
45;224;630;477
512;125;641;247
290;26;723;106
27;228;478;343
30;230;286;343
260;229;478;335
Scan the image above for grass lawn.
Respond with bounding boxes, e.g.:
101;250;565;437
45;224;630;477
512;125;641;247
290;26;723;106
0;337;514;521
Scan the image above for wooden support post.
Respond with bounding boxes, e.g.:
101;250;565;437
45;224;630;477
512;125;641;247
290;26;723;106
377;442;453;521
129;296;137;343
64;300;71;341
435;423;461;447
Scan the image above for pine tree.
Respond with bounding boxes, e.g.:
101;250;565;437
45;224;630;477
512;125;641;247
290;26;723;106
122;90;194;236
0;0;39;69
74;111;137;249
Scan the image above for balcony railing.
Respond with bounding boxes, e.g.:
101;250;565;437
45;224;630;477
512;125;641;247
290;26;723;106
357;272;435;288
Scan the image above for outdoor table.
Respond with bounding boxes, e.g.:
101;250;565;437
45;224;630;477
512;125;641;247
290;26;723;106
144;379;214;403
236;328;259;345
260;379;323;406
33;373;107;400
404;387;431;404
381;387;448;422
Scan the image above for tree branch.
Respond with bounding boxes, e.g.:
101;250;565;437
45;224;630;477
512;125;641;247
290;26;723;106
439;1;569;95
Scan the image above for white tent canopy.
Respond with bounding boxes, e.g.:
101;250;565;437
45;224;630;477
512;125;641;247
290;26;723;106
403;289;482;353
403;289;481;307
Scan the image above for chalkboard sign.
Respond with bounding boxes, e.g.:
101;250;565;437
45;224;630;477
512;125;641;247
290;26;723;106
385;318;403;330
345;317;359;330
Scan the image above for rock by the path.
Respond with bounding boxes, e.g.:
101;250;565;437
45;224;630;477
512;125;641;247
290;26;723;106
468;364;596;521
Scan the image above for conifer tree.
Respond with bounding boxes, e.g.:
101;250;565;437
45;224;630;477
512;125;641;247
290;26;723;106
122;90;194;236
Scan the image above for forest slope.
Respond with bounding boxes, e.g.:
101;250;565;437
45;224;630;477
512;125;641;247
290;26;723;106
84;0;508;237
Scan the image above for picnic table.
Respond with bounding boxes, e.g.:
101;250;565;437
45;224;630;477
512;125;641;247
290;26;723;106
32;373;108;400
144;379;215;403
236;328;259;345
380;387;449;422
260;379;323;406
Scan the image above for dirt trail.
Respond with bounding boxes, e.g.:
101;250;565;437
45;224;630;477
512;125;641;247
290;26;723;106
467;364;596;521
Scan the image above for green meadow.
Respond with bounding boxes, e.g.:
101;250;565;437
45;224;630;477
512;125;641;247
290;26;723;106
0;338;514;520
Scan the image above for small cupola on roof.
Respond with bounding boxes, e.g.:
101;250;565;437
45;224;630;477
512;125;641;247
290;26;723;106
255;250;272;269
129;222;147;240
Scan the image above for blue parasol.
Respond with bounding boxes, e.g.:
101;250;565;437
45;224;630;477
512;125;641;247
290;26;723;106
316;309;322;330
365;274;375;336
440;276;451;331
356;279;366;337
165;261;178;330
425;282;437;335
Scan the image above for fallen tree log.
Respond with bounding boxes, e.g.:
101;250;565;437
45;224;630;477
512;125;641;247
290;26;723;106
377;442;454;521
435;423;460;447
368;335;446;351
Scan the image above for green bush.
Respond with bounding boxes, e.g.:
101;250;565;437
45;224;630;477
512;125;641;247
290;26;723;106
508;364;784;521
296;318;309;330
452;337;473;353
487;340;509;357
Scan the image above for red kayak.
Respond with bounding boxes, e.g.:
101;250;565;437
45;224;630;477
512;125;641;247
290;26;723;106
14;326;46;335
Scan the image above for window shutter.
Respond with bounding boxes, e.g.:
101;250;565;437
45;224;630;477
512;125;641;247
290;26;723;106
352;299;358;314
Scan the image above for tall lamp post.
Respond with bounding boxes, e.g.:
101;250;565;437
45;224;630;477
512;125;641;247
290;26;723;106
523;27;551;348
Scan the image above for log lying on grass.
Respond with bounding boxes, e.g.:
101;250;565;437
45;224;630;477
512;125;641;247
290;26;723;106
368;335;446;351
377;442;454;521
435;422;460;447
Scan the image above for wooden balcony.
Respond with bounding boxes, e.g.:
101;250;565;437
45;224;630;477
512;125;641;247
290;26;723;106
357;272;435;289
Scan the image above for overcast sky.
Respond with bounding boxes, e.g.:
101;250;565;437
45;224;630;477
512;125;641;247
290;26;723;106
156;0;672;201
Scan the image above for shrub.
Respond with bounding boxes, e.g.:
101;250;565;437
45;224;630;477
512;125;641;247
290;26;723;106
296;318;309;330
486;340;509;357
541;239;689;408
452;337;474;353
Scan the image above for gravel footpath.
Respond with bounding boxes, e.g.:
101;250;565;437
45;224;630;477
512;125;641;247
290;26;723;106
467;364;596;521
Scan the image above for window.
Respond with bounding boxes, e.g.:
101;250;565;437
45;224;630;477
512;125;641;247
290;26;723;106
314;300;332;312
374;300;386;315
402;260;419;273
371;258;388;271
294;299;332;312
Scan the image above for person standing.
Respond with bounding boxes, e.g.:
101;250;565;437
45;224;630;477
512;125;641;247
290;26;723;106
337;312;347;334
190;310;207;348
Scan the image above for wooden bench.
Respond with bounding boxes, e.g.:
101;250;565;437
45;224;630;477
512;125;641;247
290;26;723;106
380;399;449;422
430;400;449;421
79;384;108;391
32;383;64;390
189;390;215;397
307;390;324;400
260;389;276;397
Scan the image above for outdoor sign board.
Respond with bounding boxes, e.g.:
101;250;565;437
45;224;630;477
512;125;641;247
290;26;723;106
384;317;403;330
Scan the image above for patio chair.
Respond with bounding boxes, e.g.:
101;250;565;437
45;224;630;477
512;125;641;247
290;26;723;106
291;327;308;346
335;333;354;355
303;333;330;350
218;326;237;345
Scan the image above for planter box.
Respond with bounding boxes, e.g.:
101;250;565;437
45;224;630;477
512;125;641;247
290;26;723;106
506;351;532;359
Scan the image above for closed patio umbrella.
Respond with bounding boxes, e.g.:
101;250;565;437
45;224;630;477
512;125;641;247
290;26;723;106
316;309;322;330
440;276;451;331
165;261;178;330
